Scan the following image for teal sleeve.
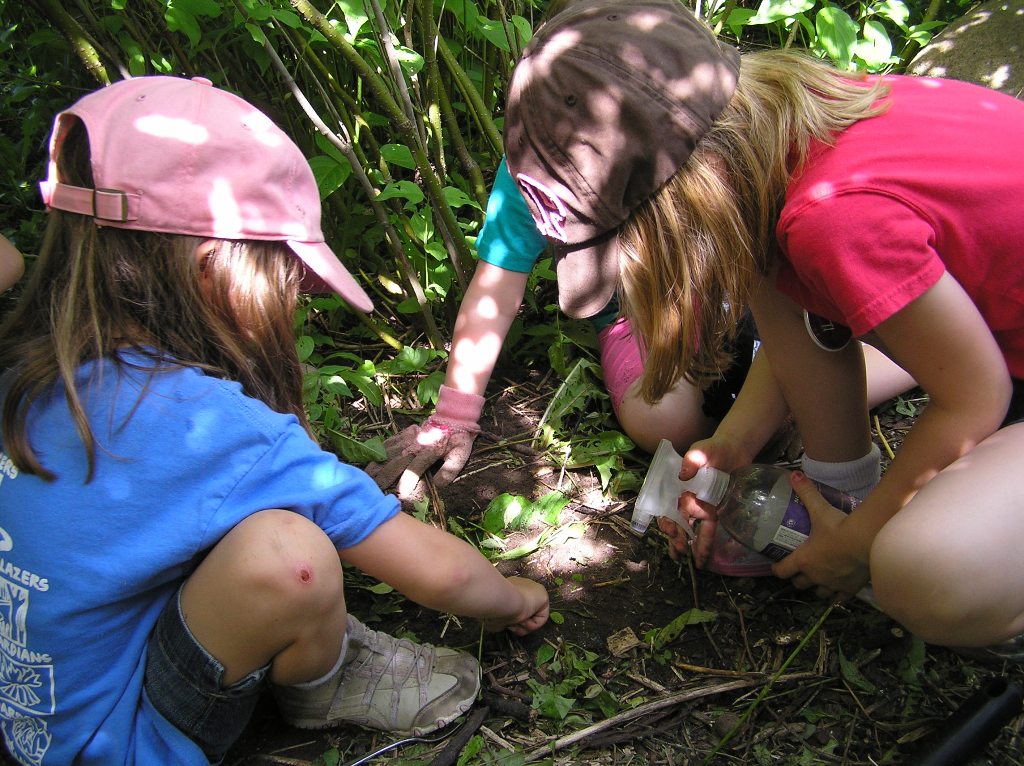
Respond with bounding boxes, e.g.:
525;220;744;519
476;157;549;273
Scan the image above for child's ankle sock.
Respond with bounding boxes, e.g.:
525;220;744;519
286;624;351;690
801;443;881;500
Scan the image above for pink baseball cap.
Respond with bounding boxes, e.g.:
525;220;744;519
39;75;373;313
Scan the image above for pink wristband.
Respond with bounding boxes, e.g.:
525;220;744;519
431;385;485;432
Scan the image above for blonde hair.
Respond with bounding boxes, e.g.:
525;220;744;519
619;49;889;403
0;120;308;481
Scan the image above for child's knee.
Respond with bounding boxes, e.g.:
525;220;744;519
222;510;344;609
870;522;971;641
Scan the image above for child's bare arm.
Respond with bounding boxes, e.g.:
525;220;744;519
0;234;25;293
339;510;549;633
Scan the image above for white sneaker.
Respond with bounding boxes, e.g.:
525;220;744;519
273;615;480;735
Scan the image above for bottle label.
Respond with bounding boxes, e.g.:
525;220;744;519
758;482;859;561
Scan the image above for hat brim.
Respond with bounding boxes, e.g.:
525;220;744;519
553;229;621;319
288;240;374;313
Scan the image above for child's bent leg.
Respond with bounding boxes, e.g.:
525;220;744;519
177;509;348;687
144;509;341;762
870;422;1024;647
599;317;716;453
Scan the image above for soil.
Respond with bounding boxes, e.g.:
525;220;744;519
224;364;1024;766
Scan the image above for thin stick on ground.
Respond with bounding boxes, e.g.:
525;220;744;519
522;672;818;762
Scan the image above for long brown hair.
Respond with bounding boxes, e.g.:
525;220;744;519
0;120;307;481
619;49;889;403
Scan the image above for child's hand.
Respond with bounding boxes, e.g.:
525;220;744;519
772;471;870;599
482;577;549;636
673;436;748;568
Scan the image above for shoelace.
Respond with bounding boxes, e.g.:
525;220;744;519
351;625;433;725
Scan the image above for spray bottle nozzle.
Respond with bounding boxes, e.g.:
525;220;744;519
630;440;730;536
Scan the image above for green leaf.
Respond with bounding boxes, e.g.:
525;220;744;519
394;45;425;75
164;6;201;47
386;345;439;373
871;0;910;29
721;7;756;35
269;8;302;28
650;609;718;649
440;0;483;32
409;208;434;244
853;20;894;70
330;432;387;463
313;132;349;165
443;185;482;211
338;0;370;37
396;296;422;314
326;364;382;406
510;15;533;50
592;689;621;717
536;643;557;665
482;493;527;534
409;497;430;520
838;647;877;693
376;180;424;205
118;34;147;76
895;396;918;417
475;17;513;51
244;22;266;45
900;637;927;684
750;0;815;25
309;155;352;200
415;371;445;407
549;610;565;625
532;492;570;526
594;456;615;490
381;143;416;170
296;335;315;363
815;5;859;69
455;735;486;766
530;682;576;720
322;375;353;398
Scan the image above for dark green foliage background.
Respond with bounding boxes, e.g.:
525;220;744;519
1;0;965;459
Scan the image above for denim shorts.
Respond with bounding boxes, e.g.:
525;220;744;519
144;587;270;764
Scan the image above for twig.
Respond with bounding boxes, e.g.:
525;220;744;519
426;706;490;766
476;430;541;456
674;662;770;679
522;673;816;762
873;414;896;459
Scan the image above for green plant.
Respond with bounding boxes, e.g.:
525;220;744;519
531;640;621;723
473;491;587;561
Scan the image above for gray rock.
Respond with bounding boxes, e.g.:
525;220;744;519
909;0;1024;98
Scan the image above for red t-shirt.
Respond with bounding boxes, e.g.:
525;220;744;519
775;75;1024;377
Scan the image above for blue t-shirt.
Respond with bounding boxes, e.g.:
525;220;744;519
0;352;398;765
477;158;619;329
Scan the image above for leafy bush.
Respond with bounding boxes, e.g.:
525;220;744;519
4;0;962;461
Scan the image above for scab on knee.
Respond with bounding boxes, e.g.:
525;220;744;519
296;564;313;584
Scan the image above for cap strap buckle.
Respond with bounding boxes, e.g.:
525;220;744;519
40;181;140;223
91;188;135;222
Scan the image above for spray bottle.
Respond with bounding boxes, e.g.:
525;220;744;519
631;439;859;561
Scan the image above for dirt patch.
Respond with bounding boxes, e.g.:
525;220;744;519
225;374;1023;766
